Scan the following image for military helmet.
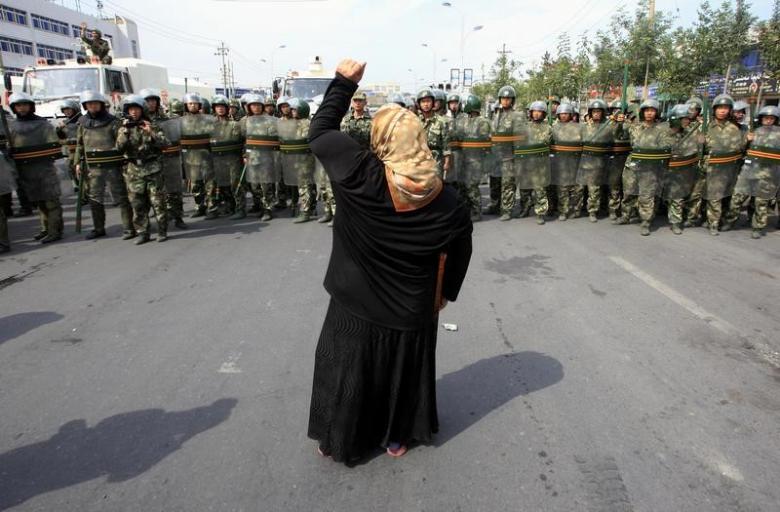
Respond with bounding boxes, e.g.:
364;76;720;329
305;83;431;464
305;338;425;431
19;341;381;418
169;98;184;115
587;99;608;112
139;88;161;101
352;91;367;101
529;100;547;113
711;94;734;110
668;104;692;128
609;100;623;110
276;95;290;107
732;100;748;112
210;94;230;107
639;99;661;114
404;96;417;109
228;98;241;109
244;93;263;107
289;98;310;118
91;28;102;37
389;93;405;106
79;90;107;108
685;97;703;112
416;88;435;103
239;93;250;106
59;98;81;114
497;86;516;99
9;92;35;112
263;96;275;107
182;92;202;106
200;98;211;114
757;105;780;125
433;89;447;102
463;94;482;114
121;94;146;114
447;93;461;103
556;103;574;116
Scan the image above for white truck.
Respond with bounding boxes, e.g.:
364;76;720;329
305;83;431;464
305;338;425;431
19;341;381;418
272;56;333;115
17;57;214;118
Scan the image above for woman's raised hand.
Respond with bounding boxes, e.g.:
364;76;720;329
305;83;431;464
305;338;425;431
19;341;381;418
336;59;367;84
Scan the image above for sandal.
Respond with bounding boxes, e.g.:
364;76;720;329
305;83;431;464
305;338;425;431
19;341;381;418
386;442;408;458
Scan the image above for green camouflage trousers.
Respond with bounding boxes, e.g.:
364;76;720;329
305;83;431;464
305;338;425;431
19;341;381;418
621;194;655;223
667;199;686;225
246;183;275;214
298;184;316;215
501;177;548;216
573;185;602;215
37;199;64;236
87;166;132;232
608;184;622;216
319;182;335;216
166;192;184;221
726;193;771;230
557;186;577;217
126;172;167;236
191;179;218;212
685;170;707;223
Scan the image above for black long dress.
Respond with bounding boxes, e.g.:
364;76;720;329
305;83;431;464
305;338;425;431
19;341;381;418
307;74;473;463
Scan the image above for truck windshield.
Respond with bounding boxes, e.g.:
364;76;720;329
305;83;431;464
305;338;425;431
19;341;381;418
23;68;100;99
284;78;330;101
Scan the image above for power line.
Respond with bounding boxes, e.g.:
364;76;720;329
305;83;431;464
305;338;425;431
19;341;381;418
100;0;221;43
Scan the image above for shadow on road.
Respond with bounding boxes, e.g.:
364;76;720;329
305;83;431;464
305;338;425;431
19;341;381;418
434;351;564;445
0;398;238;511
0;312;64;345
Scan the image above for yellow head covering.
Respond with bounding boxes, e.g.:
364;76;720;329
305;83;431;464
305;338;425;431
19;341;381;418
370;104;443;212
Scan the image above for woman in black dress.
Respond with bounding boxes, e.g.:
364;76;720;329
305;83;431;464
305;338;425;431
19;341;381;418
307;59;472;463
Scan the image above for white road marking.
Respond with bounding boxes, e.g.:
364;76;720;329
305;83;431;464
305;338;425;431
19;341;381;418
218;352;242;374
609;256;780;369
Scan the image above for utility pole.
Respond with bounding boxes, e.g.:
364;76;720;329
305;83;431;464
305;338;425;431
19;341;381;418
497;44;512;81
642;0;655;100
215;41;229;97
228;61;236;99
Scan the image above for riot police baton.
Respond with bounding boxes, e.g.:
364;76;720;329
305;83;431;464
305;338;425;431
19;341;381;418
75;154;87;233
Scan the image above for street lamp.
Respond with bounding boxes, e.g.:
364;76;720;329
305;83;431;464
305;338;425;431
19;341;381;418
421;43;436;83
442;2;484;72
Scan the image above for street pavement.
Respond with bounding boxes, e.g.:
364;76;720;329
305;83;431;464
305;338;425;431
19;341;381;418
1;187;779;512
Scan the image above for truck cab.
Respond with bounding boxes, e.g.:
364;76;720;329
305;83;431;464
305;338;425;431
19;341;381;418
273;56;333;115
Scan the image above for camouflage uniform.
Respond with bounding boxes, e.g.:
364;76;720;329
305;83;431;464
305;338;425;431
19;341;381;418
340;109;372;148
155;113;186;227
80;29;111;64
55;101;82;190
115;113;169;242
419;113;451;176
492;108;524;219
701;119;747;232
514;111;551;221
240;111;280;220
725;117;780;235
619;111;674;234
457;109;492;220
75;100;134;238
575;116;615;220
180;103;216;217
278;117;315;221
663;109;702;231
609;113;632;219
550;118;582;219
7;98;64;243
210;112;243;217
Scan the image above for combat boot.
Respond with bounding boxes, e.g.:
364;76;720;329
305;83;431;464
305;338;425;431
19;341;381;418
135;232;150;245
558;214;567;221
261;211;273;222
157;228;168;242
640;222;651;236
589;213;598;223
708;224;719;236
248;202;262;214
122;230;137;240
86;229;106;239
518;205;532;218
40;233;62;244
608;211;618;221
191;206;206;218
671;223;683;235
33;230;48;241
719;221;734;232
292;213;311;224
614;215;630;225
751;229;762;239
536;215;545;225
318;211;333;224
174;218;188;229
499;213;512;221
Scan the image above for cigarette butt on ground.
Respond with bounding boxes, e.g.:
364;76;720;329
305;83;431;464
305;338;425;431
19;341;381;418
442;323;458;332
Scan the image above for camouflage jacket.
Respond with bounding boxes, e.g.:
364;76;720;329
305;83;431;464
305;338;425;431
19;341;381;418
745;125;780;166
671;124;702;159
704;120;747;156
627;122;674;151
491;109;525;161
115;121;169;177
340;110;372;148
419;113;451;162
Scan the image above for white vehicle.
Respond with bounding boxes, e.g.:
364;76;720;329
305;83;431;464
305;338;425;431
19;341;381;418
273;56;333;115
18;57;213;118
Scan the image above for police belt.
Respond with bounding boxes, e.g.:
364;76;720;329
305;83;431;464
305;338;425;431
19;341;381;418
668;153;700;168
66;139;78;153
550;142;583;154
210;140;244;154
460;137;492;151
513;143;549;158
245;135;280;151
161;144;181;157
10;142;63;164
746;145;780;164
85;148;125;167
581;141;611;156
491;134;521;146
279;139;310;154
448;141;461;150
707;150;743;166
611;141;632;154
630;147;672;161
180;134;211;150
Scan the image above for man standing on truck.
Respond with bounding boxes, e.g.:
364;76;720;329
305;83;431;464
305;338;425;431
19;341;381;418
79;23;112;65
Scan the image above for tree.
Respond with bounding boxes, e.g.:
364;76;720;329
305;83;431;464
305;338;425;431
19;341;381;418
471;48;523;103
756;0;780;80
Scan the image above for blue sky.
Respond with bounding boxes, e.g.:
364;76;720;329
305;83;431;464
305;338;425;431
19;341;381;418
84;0;774;92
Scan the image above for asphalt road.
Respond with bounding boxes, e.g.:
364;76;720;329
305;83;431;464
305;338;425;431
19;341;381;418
1;186;779;512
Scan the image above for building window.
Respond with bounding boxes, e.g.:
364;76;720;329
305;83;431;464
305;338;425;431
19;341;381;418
131;40;138;58
72;24;81;38
3;66;23;77
0;36;34;56
36;43;74;61
0;4;27;25
31;13;70;35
